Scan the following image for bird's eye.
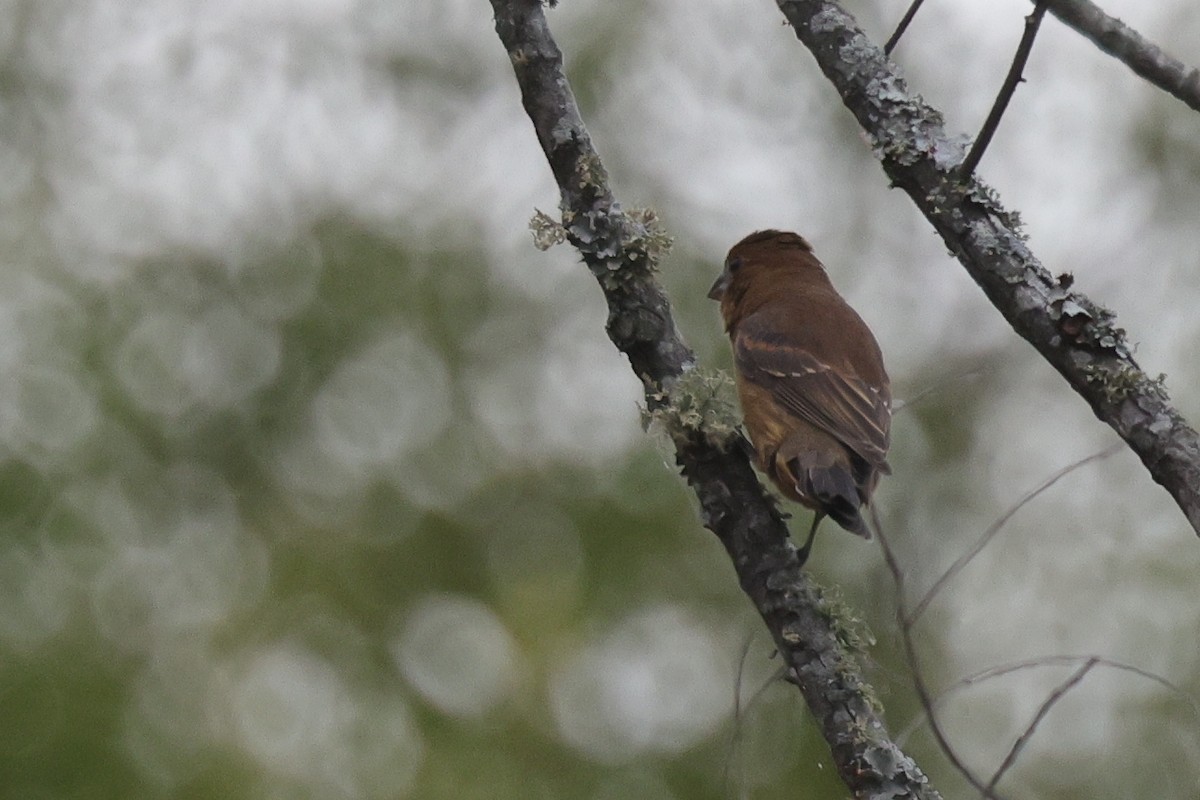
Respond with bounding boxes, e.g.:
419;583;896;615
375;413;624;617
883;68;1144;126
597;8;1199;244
726;256;743;273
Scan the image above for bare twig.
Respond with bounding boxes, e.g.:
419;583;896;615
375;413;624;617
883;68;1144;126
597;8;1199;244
884;0;928;56
892;367;987;414
961;1;1049;177
489;2;941;797
1042;0;1200;113
909;443;1123;624
879;436;1193;790
775;0;1200;538
724;642;788;800
872;506;1002;800
985;658;1097;793
898;654;1199;744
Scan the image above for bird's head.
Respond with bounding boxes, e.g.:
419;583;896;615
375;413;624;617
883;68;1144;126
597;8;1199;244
708;230;828;328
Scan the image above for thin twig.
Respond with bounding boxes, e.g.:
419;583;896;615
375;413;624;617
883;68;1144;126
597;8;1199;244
961;0;1050;177
724;641;788;800
871;506;1003;800
897;654;1200;744
892;367;987;415
884;0;928;56
1042;0;1200;113
908;443;1123;624
985;658;1098;794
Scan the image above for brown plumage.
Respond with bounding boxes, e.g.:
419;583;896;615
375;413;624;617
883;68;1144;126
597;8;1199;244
709;230;891;563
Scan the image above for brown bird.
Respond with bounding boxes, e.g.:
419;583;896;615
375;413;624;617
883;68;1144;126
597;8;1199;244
709;230;891;564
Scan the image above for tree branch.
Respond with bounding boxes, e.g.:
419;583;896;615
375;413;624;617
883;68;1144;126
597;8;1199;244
908;444;1121;625
488;1;942;796
897;654;1199;745
1041;0;1200;113
985;658;1097;793
775;0;1200;538
875;512;1001;799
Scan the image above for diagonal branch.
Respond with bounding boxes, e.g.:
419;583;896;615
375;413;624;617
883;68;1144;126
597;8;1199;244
884;0;928;56
875;512;1001;799
1041;0;1200;113
908;443;1122;624
775;0;1200;538
960;1;1049;178
898;653;1198;745
488;1;942;797
986;658;1097;793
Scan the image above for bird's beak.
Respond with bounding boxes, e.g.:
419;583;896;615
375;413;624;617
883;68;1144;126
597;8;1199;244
707;271;730;301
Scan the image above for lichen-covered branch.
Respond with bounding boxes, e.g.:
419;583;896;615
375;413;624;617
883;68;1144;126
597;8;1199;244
776;0;1200;537
1042;0;1200;113
488;1;942;797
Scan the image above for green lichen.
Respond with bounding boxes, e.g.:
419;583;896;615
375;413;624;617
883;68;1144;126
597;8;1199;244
537;202;673;291
810;581;882;716
1083;363;1146;404
644;368;741;450
623;207;674;269
813;582;877;658
1149;372;1171;401
575;150;607;191
529;209;567;251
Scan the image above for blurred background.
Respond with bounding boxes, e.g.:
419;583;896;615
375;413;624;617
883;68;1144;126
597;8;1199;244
0;0;1198;797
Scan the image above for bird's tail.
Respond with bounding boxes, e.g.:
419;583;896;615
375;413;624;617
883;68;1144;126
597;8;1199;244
798;463;871;539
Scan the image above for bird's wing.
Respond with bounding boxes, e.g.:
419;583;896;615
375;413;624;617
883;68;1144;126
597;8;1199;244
734;318;890;467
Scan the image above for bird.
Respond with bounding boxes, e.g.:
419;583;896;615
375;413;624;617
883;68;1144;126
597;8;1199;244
708;230;891;564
